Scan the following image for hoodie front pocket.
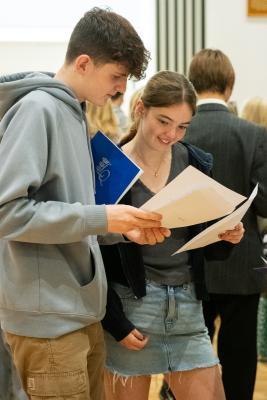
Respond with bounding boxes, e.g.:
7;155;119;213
74;244;107;317
0;242;39;311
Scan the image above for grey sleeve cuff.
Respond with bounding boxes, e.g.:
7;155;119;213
84;205;108;236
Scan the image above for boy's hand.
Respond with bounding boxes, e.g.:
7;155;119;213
106;204;162;234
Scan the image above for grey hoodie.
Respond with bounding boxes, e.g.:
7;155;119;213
0;72;109;337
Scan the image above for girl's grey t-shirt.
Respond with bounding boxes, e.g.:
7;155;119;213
131;143;192;286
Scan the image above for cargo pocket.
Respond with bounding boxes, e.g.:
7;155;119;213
26;369;87;398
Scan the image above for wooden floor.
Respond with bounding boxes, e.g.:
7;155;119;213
254;362;267;400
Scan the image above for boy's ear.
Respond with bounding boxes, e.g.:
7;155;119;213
74;55;93;74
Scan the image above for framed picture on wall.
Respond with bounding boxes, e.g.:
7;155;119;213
248;0;267;16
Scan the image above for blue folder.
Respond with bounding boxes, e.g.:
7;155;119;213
90;131;142;204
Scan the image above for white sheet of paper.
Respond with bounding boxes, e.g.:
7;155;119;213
141;165;246;228
173;184;258;254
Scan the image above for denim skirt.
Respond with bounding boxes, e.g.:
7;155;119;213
105;280;218;376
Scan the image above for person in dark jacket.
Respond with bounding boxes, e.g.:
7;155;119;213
185;49;267;400
101;71;244;400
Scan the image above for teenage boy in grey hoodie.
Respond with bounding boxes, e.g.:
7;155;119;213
0;8;170;399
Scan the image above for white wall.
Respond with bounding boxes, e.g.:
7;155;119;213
2;0;266;112
206;0;267;112
0;42;67;74
0;0;156;107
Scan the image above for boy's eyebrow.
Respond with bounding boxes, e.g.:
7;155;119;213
115;68;129;77
115;71;127;75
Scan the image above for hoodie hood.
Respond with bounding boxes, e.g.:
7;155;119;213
0;71;84;120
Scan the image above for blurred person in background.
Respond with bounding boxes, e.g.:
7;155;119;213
241;96;267;363
185;48;267;400
87;99;121;143
227;100;238;116
111;92;128;133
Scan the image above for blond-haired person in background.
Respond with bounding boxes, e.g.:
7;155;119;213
242;97;267;128
87;99;121;143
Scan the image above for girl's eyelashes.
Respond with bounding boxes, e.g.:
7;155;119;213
158;119;169;125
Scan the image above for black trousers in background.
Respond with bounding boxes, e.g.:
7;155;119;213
203;293;260;400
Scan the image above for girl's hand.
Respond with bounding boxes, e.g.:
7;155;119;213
125;227;171;245
119;328;149;351
219;222;245;244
